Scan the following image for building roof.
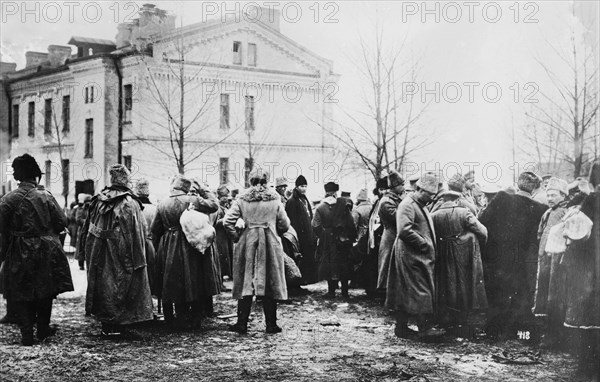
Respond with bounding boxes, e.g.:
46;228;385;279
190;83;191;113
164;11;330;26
68;36;116;46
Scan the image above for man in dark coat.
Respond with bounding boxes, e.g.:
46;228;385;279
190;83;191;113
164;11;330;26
377;170;405;290
479;171;547;332
82;164;153;336
432;190;488;327
312;182;357;298
562;163;599;377
386;173;444;339
0;154;74;345
215;184;233;282
285;175;317;285
151;175;220;330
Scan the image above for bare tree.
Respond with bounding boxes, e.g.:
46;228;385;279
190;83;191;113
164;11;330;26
309;19;431;182
130;7;238;175
525;15;599;178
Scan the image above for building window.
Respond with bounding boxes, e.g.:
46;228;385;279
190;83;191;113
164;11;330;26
62;95;70;132
90;86;95;103
28;102;35;137
245;95;255;130
248;43;257;66
220;94;229;129
11;104;19;138
44;99;52;135
123;155;132;171
62;159;69;198
233;41;242;65
84;118;93;158
220;157;229;184
124;84;133;123
45;160;52;189
85;87;89;104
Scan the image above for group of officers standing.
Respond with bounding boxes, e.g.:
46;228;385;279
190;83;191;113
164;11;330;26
0;153;598;379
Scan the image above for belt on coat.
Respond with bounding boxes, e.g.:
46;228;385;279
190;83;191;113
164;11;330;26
10;230;53;237
439;233;463;242
89;223;121;240
246;222;270;229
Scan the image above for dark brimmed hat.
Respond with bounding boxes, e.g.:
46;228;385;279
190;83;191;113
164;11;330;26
341;191;351;197
171;174;192;193
324;182;339;193
12;154;42;181
387;170;405;188
376;176;389;190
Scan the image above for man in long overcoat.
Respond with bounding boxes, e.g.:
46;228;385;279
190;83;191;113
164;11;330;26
285;175;317;285
386;173;445;339
82;164;153;336
223;171;290;334
431;190;488;327
215;185;233;282
0;154;74;345
377;170;405;290
312;182;357;298
151;175;220;329
479;171;547;331
562;163;599;376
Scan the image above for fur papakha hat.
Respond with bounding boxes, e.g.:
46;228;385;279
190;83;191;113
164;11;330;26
109;164;131;186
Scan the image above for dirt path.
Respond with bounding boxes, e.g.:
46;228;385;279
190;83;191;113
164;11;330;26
0;279;581;382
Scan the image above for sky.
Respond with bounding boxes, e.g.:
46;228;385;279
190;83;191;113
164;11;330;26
1;0;596;188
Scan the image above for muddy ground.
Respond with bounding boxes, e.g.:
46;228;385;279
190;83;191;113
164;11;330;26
0;258;582;381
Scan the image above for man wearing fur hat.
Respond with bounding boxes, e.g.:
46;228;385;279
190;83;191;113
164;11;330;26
479;171;547;334
82;164;153;336
377;170;405;291
223;170;290;334
386;172;444;339
312;181;358;298
285;175;317;285
151;175;219;330
275;177;289;204
532;177;569;348
431;189;488;329
0;154;74;345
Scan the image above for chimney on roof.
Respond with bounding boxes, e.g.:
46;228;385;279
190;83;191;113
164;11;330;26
25;51;48;67
116;4;175;49
0;62;17;75
47;45;72;66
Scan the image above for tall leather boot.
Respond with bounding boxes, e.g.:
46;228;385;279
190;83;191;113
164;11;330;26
36;298;56;340
326;280;337;297
340;280;349;298
16;301;34;346
163;303;175;326
0;299;19;324
229;296;252;334
175;303;192;330
263;297;282;333
190;301;202;330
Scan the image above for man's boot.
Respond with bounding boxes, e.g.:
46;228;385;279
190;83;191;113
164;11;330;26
340;280;349;299
263;297;282;333
36;298;56;341
163;303;175;326
190;302;202;330
229;297;252;334
326;280;337;297
21;326;34;346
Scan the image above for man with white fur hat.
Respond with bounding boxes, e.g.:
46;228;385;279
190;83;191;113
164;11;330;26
533;177;569;348
386;172;445;339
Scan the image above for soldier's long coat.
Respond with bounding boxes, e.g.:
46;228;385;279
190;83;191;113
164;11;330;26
0;182;73;301
224;186;290;300
386;194;437;315
82;186;152;325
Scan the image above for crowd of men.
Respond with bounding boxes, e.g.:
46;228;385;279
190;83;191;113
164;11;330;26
0;153;598;378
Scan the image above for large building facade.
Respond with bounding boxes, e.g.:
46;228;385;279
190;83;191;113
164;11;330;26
1;5;338;202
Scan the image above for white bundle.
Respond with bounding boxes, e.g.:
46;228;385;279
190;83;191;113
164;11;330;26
180;203;216;253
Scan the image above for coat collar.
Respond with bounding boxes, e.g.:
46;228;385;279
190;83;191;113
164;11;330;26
238;186;279;202
322;195;337;205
